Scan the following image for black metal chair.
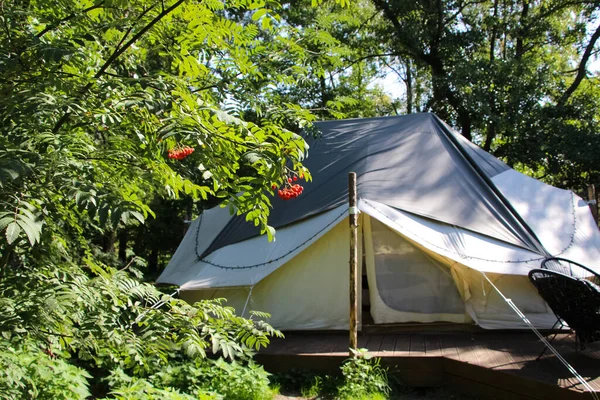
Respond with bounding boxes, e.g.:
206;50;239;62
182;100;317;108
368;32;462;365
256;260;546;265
541;257;600;287
529;259;600;356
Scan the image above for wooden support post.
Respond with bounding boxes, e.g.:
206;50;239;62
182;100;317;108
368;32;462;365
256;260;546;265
348;172;358;356
588;184;598;226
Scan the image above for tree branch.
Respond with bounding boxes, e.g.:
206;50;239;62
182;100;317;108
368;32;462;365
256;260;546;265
557;22;600;107
91;3;165;81
334;53;397;76
443;0;488;27
353;9;381;35
52;0;187;134
525;1;600;32
36;2;106;38
370;0;422;60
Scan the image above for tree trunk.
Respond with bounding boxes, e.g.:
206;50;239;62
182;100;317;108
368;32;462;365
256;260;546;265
485;0;500;152
148;247;159;277
118;229;128;263
0;244;14;279
515;0;529;59
183;199;193;236
319;75;328;109
103;229;116;254
405;60;413;114
372;0;472;139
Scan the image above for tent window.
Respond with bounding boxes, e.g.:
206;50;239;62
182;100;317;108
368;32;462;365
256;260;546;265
371;219;464;314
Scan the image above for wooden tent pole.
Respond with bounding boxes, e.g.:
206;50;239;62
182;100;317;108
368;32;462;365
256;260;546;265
348;172;358;356
588;184;598;226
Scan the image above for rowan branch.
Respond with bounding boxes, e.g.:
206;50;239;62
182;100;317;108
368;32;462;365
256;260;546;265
52;0;187;134
36;2;106;38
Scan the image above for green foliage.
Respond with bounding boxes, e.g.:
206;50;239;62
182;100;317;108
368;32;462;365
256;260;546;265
150;357;275;400
337;348;390;400
104;368;217;400
0;0;317;259
0;260;282;398
272;349;390;399
0;342;91;400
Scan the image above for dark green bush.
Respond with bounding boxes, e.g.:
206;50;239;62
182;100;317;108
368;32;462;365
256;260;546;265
0;263;282;399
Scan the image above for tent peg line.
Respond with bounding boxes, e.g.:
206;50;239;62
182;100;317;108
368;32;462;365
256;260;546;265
482;273;599;400
241;285;254;317
132;288;181;326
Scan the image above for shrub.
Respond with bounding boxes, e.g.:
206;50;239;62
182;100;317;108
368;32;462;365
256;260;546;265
0;262;282;398
0;342;91;400
337;348;390;400
147;358;274;400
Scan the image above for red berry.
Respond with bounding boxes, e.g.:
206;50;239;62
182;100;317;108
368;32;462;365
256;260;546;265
288;177;292;183
272;184;277;190
293;176;298;181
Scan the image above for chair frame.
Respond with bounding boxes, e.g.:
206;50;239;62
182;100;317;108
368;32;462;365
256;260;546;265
541;257;600;286
529;259;600;359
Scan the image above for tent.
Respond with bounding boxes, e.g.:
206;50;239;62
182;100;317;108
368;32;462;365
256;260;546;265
157;113;600;331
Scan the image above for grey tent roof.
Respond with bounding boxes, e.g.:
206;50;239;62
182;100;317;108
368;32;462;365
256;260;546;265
201;113;547;258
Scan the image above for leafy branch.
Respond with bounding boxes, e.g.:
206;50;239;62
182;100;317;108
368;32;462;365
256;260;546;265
36;2;106;38
53;0;188;133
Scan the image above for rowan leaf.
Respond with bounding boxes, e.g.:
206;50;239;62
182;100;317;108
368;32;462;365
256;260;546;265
5;221;20;244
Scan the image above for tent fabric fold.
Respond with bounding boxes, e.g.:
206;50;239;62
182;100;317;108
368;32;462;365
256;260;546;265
201;113;539;256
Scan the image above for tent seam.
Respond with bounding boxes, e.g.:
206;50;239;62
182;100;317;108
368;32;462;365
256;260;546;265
364;194;578;265
193;208;348;269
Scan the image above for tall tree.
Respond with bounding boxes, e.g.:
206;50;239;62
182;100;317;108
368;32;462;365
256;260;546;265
349;0;600;189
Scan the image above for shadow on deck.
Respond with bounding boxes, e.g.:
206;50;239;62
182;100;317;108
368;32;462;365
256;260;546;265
256;330;600;400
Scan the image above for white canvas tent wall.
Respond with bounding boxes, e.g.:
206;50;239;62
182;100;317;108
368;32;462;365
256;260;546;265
157;113;600;331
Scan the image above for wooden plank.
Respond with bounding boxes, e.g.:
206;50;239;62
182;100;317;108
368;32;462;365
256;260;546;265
483;336;522;372
424;334;442;357
298;335;340;355
363;334;384;354
377;335;397;355
439;334;461;360
393;334;411;356
329;334;351;356
383;357;444;387
542;337;598;393
357;333;369;349
256;331;600;398
445;366;535;400
453;333;480;364
269;334;308;355
409;334;425;356
442;358;589;400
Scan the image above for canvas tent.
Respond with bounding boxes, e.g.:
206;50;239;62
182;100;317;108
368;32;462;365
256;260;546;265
157;113;600;331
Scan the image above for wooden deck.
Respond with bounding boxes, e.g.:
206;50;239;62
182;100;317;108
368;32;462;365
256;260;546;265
256;331;600;399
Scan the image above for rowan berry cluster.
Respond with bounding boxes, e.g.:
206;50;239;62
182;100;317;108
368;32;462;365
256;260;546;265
168;146;195;160
272;174;304;200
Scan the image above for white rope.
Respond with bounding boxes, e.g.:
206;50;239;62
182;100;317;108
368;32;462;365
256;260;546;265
133;288;180;326
241;285;254;317
482;273;599;399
